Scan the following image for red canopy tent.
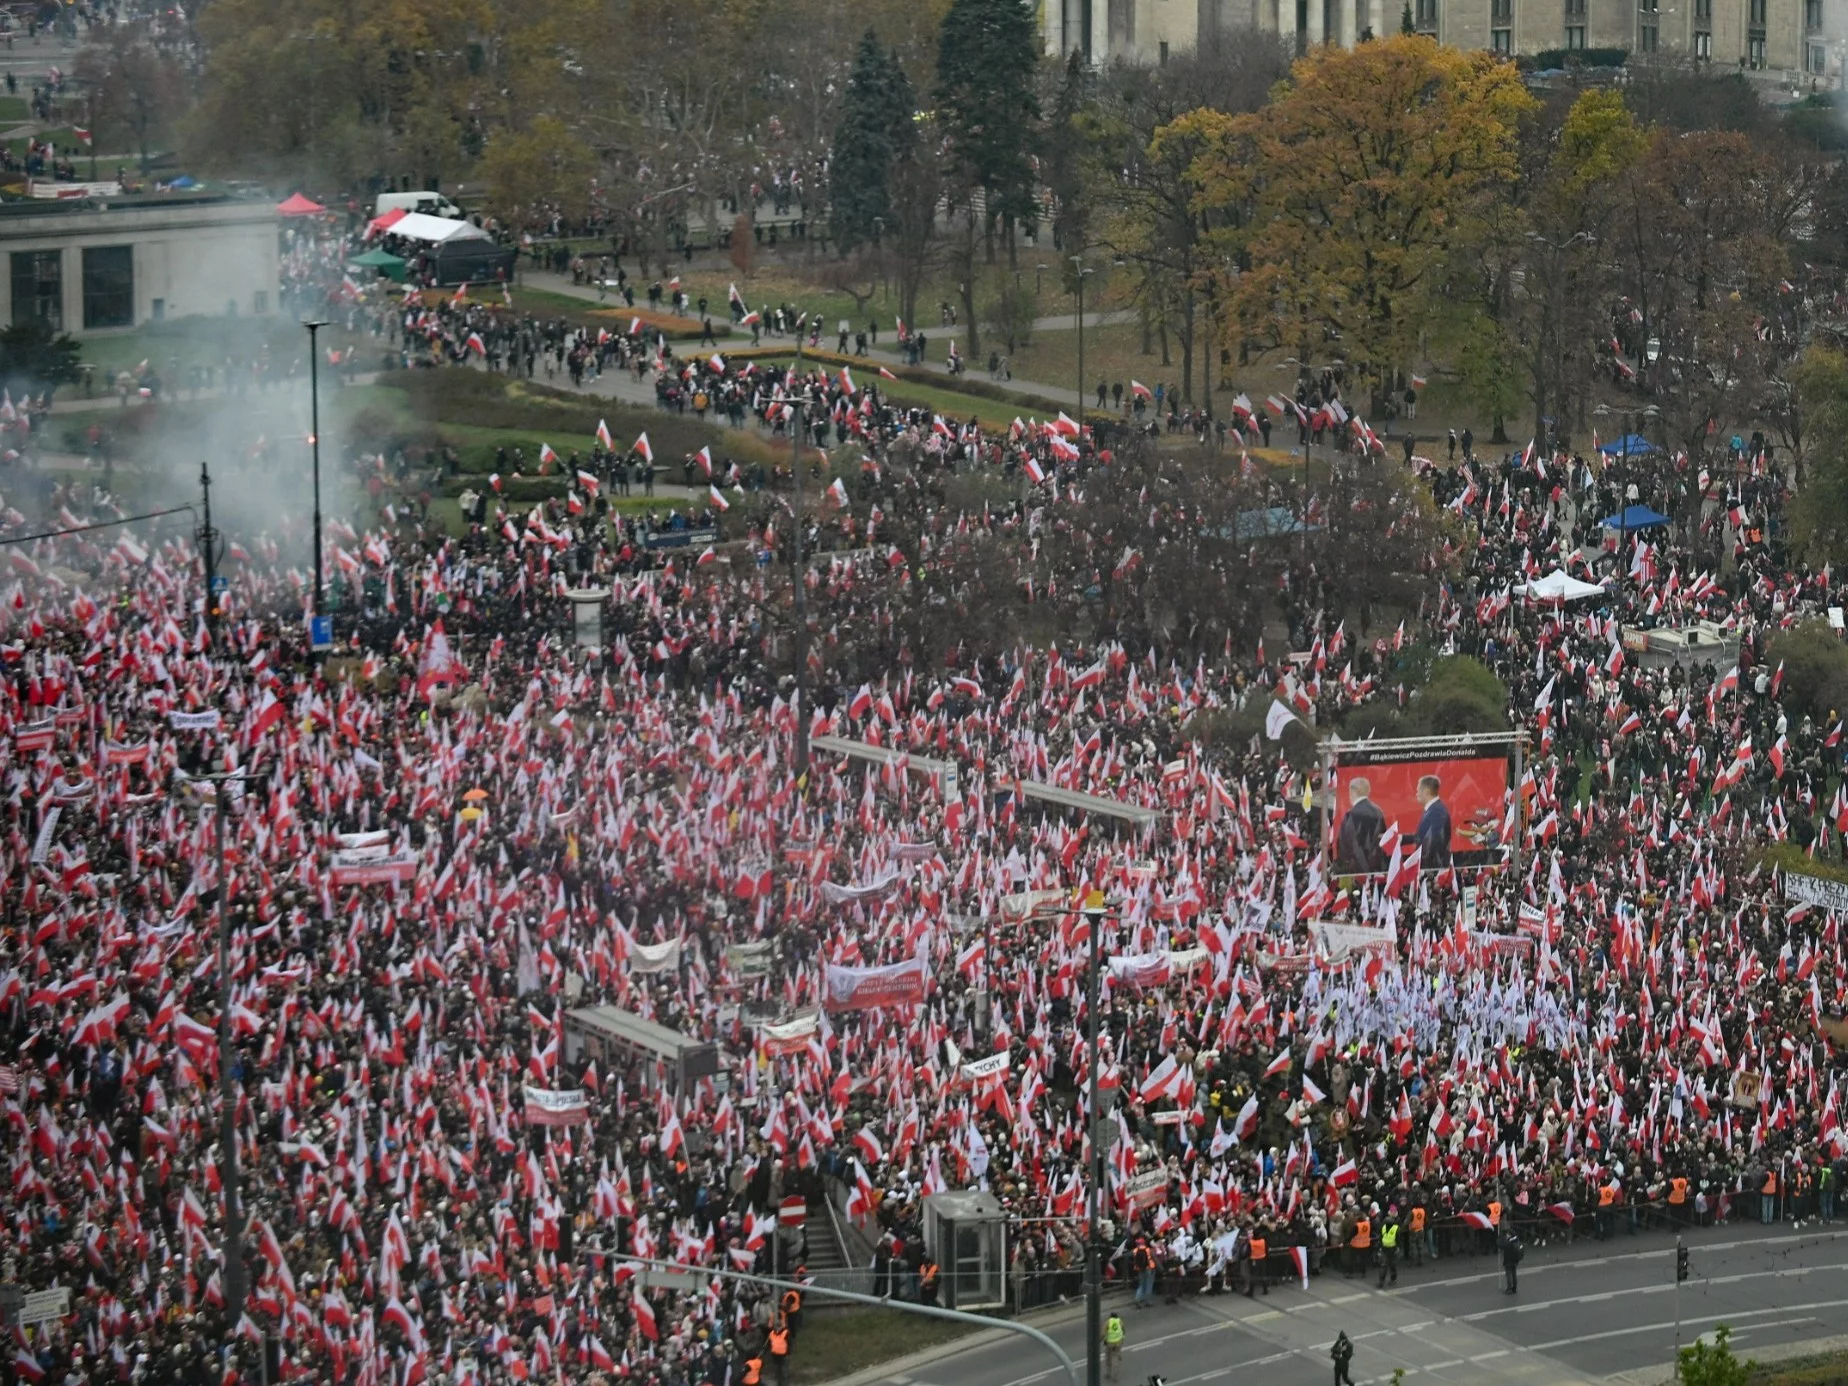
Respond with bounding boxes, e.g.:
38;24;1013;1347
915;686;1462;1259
277;192;325;217
365;206;407;238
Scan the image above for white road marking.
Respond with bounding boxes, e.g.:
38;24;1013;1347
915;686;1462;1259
1457;1263;1825;1322
1393;1226;1848;1293
1725;1316;1818;1339
1525;1296;1848;1352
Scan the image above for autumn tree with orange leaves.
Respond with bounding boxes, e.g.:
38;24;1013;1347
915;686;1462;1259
1165;36;1534;413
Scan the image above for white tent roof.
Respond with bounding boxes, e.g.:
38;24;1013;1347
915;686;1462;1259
388;212;488;244
1520;569;1606;602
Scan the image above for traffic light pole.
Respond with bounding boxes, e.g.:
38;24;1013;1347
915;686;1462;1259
1085;903;1104;1386
1673;1235;1687;1380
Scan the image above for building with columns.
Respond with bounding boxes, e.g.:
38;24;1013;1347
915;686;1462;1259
1039;0;1846;83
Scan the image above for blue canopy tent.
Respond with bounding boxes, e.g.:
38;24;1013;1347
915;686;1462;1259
1598;434;1658;458
1597;504;1670;531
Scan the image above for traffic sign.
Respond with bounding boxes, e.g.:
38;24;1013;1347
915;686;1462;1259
209;575;228;594
639;1268;701;1292
307;614;334;652
778;1196;807;1226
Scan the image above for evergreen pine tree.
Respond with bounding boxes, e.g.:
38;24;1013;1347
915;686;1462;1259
1042;49;1091;253
830;30;898;255
1401;2;1416;32
934;0;1040;256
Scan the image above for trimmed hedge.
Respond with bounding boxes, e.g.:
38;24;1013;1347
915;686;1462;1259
366;370;784;472
726;345;1090;422
1524;47;1628;69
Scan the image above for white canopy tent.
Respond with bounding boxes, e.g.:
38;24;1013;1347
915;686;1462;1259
1519;569;1607;603
387;213;489;244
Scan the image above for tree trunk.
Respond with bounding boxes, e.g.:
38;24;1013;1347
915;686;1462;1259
959;211;981;359
1140;305;1152;356
1180;289;1196;404
1200;301;1214;419
1158;319;1171;368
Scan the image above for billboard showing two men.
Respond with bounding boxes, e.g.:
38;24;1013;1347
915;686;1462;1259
1332;755;1507;875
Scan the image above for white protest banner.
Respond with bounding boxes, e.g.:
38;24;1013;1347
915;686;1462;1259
102;740;150;766
1310;921;1395;962
333;843;392;863
818;872;901;906
893;841;940;863
1126;1168;1169;1210
823;955;928;1012
1108;953;1172;988
523;1086;590;1126
629;936;683;975
168;710;221;731
726;940;774;978
1166;947;1212;973
17;1286;70;1326
759;1010;821;1055
336;830;392;850
30;806;60;864
1786;871;1848;915
1001;888;1067;920
329;851;417;886
961;1051;1011;1083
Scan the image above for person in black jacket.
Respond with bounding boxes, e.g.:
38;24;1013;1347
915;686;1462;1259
1335;777;1389;876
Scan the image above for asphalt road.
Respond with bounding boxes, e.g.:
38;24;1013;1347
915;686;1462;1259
868;1221;1848;1386
0;31;82;82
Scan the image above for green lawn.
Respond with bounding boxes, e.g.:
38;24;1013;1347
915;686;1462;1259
667;256;1139;347
8;127;77;158
340;370;786;481
76;315;375;383
0;97;30;125
786;1307;977;1386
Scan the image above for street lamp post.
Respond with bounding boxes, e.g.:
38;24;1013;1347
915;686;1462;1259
178;770;253;1323
787;342;809;775
197;462;220;643
1081;895;1112;1386
303;320;329;617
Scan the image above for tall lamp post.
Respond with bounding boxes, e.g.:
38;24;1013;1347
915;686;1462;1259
786;342;810;774
1080;892;1115;1386
1070;257;1095;429
197;462;220;642
176;769;253;1323
303;320;328;615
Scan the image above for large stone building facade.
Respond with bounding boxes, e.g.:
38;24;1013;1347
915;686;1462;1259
1040;0;1845;83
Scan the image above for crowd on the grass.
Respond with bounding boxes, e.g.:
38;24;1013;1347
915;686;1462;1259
9;220;1848;1386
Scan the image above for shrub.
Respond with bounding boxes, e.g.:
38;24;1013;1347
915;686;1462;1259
1758;841;1848;886
365;370;785;473
1766;620;1848;722
1676;1324;1752;1386
1332;655;1507;738
1405;655;1509;734
1524;46;1628;69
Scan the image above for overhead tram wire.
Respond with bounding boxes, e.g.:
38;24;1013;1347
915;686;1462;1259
0;504;196;548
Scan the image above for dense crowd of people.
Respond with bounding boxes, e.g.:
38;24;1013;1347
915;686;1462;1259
3;292;1847;1386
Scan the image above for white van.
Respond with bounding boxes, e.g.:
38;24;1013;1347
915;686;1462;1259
374;190;464;221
